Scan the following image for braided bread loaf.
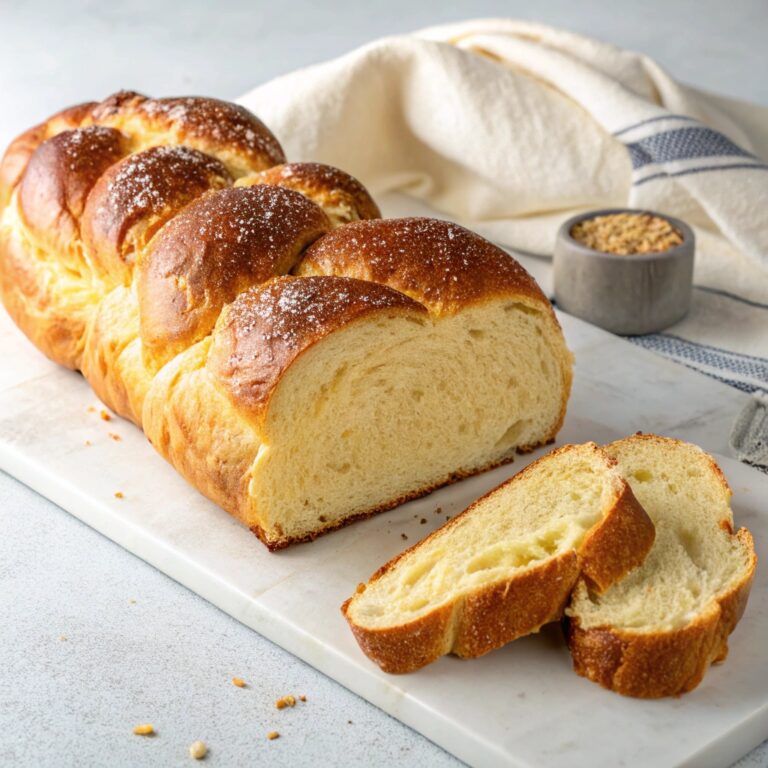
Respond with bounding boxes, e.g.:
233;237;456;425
0;92;573;549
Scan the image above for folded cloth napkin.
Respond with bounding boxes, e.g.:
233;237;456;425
239;19;768;441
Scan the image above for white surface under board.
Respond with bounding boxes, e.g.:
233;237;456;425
0;300;765;768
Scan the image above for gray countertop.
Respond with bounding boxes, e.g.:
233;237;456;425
1;1;767;765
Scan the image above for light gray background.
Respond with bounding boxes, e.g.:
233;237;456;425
1;1;767;766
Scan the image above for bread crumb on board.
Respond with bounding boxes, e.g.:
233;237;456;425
231;677;246;688
275;695;296;709
133;723;154;736
108;432;121;441
189;740;207;759
299;695;306;702
100;410;112;421
114;491;124;499
267;731;280;740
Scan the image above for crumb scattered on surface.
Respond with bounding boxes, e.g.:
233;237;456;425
189;740;207;760
347;720;353;725
400;533;408;540
275;695;296;709
420;518;427;524
133;724;154;736
232;677;246;688
299;695;306;702
434;507;442;514
108;432;121;441
114;491;124;499
84;440;92;447
87;406;96;413
59;635;67;641
129;599;136;604
571;212;683;255
100;410;112;421
267;731;280;740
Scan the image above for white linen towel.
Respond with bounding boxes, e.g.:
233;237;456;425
238;19;768;460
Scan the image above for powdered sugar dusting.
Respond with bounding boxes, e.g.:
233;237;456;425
98;145;228;223
139;97;284;164
54;126;123;174
143;184;328;324
304;217;535;310
184;186;327;284
254;163;376;219
229;275;422;349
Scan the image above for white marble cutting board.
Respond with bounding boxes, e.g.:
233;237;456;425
0;300;766;768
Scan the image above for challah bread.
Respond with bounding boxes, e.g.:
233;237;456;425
0;91;288;369
142;216;573;548
342;443;654;673
0;92;573;549
566;435;757;698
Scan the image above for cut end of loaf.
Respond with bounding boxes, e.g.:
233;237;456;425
240;292;572;546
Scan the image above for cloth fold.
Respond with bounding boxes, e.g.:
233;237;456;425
238;18;768;409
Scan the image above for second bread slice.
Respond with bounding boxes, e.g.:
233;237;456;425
342;443;654;673
566;435;757;697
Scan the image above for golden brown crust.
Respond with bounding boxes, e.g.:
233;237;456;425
567;529;756;697
566;436;757;698
341;444;654;673
297;217;550;316
578;481;655;593
341;597;458;674
0;101;96;205
137;185;331;370
90;93;286;176
18;126;128;258
0;214;98;368
237;162;381;225
87;89;148;120
141;337;258;514
1;93;571;554
82;145;232;286
451;554;580;659
208;275;428;423
80;287;148;423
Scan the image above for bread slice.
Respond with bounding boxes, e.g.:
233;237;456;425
342;443;655;673
566;434;757;698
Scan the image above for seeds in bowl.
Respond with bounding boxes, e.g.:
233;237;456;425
570;212;683;255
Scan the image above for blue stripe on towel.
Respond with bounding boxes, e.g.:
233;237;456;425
613;114;697;137
635;161;768;185
627;333;768;393
694;286;768;311
626;126;756;170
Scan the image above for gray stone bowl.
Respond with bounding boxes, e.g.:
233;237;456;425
553;208;695;335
